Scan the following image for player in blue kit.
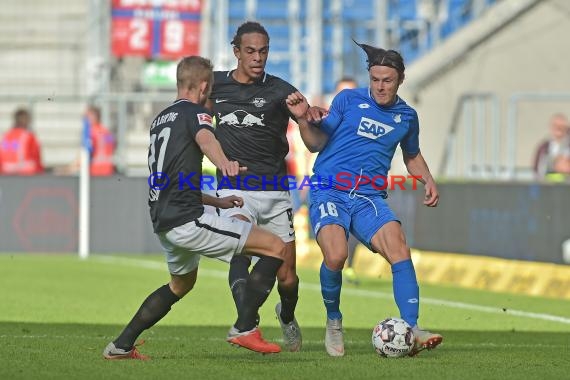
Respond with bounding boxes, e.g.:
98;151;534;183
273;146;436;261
287;41;443;357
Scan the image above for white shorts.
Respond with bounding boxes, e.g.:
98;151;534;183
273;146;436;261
217;189;295;243
156;213;253;275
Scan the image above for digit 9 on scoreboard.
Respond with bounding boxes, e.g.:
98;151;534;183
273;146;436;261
159;19;200;59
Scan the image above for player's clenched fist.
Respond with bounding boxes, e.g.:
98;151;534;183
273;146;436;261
220;160;247;177
285;91;310;119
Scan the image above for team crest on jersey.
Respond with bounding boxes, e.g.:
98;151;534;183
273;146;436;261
252;98;267;108
358;103;370;109
197;113;213;127
217;110;265;128
357;117;394;140
393;114;401;123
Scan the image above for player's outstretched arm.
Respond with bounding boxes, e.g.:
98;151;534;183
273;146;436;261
403;151;439;207
297;107;330;153
195;129;246;176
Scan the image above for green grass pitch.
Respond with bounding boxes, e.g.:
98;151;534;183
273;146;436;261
1;254;569;379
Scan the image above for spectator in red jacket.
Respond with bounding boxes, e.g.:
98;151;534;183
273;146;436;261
0;108;43;175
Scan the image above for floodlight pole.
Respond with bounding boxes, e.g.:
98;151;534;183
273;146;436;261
80;0;104;260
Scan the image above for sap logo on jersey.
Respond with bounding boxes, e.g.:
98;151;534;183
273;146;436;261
357;117;394;140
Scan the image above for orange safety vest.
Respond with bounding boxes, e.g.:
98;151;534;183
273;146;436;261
0;127;43;175
90;123;115;176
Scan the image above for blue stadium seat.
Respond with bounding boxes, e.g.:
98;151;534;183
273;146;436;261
322;58;336;93
227;20;245;43
255;0;290;19
227;0;497;94
321;25;334;55
228;0;247;19
266;60;290;81
342;0;375;21
264;24;290;52
448;0;474;27
397;0;417;20
398;39;419;63
387;0;417;21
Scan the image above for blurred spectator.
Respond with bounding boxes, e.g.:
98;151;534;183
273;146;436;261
533;113;570;180
85;106;115;176
334;76;359;96
55;105;116;176
0;108;43;175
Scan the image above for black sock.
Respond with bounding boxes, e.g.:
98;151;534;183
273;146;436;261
235;256;283;332
278;278;299;324
228;255;251;314
114;284;180;350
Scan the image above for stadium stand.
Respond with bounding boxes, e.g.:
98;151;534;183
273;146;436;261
224;0;498;93
0;0;499;174
0;0;87;169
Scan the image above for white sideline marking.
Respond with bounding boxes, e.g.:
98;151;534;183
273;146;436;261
92;256;570;325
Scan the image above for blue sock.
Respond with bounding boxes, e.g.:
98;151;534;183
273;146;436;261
320;262;343;320
391;259;419;327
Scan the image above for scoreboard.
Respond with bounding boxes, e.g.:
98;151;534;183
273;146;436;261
111;0;202;59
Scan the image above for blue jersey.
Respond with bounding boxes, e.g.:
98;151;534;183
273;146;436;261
312;87;420;195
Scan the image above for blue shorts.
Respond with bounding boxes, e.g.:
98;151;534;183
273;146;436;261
309;186;399;251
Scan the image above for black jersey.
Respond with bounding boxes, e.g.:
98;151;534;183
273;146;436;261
148;99;214;233
210;70;297;191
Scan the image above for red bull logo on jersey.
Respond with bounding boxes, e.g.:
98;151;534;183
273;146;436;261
357;117;394;140
217;110;265;128
252;97;267;107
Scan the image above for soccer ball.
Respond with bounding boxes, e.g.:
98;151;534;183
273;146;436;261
372;317;415;358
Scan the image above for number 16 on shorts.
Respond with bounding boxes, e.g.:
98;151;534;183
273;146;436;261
319;202;338;218
309;191;350;236
312;201;345;237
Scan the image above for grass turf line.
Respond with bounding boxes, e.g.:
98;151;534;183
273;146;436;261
0;254;569;380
